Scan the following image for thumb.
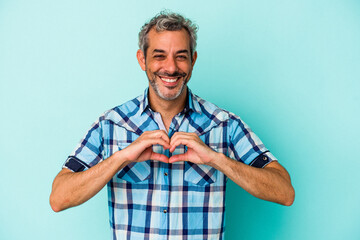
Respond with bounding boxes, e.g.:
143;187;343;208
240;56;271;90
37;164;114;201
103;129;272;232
169;153;188;163
150;151;169;163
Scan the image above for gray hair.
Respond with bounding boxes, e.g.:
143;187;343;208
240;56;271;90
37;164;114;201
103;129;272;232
138;10;198;61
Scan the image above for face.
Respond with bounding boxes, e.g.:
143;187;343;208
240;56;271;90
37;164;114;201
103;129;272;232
137;28;197;101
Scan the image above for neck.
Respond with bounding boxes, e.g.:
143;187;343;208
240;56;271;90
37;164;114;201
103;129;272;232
148;87;187;120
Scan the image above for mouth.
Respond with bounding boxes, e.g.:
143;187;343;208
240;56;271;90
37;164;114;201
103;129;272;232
158;76;182;87
153;71;187;88
160;76;179;83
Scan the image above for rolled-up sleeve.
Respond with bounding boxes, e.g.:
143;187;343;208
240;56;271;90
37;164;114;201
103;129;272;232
63;118;104;172
227;115;277;168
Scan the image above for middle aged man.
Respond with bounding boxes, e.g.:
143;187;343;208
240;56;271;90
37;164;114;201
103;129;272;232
50;11;295;240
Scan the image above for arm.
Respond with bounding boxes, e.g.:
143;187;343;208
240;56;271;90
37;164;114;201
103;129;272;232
50;152;126;212
169;132;295;206
210;155;294;206
50;130;170;212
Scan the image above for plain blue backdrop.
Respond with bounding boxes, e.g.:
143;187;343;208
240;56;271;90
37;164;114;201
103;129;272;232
0;0;359;239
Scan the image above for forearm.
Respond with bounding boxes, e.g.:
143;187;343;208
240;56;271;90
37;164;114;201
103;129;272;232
210;153;295;206
50;151;128;212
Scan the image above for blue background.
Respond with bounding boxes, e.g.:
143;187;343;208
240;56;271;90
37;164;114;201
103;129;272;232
0;0;359;239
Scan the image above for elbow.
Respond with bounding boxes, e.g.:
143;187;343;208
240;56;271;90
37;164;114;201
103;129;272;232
49;192;65;213
51;205;62;213
282;186;295;206
49;194;61;212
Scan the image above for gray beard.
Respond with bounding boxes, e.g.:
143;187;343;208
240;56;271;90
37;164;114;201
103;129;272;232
149;77;187;101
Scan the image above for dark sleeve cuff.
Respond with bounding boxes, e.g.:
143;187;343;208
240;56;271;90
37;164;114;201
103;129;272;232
64;156;91;172
249;152;271;168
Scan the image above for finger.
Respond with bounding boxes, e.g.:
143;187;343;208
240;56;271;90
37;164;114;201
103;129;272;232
170;132;198;146
171;131;194;140
170;134;191;144
141;138;171;149
150;130;170;143
142;130;170;143
169;138;195;152
169;153;188;163
169;138;192;152
149;151;169;163
172;131;198;138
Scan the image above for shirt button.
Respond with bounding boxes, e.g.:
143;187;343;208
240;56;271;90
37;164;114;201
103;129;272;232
163;209;167;213
164;173;168;176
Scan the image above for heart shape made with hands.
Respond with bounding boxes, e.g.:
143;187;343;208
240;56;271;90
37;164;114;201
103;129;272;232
140;131;216;165
124;130;218;165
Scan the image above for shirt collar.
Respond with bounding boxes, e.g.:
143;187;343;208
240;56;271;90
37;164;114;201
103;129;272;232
139;88;149;114
139;87;202;115
104;87;229;136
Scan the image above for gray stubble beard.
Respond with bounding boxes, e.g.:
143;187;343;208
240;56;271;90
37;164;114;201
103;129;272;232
148;76;188;101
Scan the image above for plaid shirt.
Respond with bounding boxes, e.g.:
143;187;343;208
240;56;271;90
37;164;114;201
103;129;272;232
63;88;276;240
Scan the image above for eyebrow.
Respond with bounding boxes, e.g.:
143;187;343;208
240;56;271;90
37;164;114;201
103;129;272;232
176;50;189;55
152;49;189;55
152;49;165;54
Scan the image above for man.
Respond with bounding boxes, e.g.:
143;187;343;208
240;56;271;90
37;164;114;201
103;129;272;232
50;11;294;240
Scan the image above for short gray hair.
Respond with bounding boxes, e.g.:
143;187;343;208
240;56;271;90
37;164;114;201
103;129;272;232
138;10;198;61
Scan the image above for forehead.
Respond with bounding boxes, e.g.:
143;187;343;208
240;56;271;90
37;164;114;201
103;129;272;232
147;28;191;51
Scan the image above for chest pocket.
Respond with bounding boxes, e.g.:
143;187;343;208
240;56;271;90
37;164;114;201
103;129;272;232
116;143;151;183
183;146;218;186
184;163;217;186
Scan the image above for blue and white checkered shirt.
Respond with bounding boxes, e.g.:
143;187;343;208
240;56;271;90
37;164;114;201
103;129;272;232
63;88;276;240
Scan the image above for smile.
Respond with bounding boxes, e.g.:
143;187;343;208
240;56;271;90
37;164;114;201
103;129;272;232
160;77;179;83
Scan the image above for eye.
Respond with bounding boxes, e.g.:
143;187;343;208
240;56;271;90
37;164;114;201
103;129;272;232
176;55;187;60
153;55;165;60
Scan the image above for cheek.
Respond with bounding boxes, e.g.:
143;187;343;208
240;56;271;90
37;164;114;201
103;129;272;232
179;63;192;73
146;63;162;73
145;70;155;80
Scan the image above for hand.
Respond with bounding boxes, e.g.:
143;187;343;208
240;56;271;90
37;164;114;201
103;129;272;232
168;132;219;165
121;130;170;164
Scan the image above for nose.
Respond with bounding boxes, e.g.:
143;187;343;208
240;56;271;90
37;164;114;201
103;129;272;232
163;56;178;74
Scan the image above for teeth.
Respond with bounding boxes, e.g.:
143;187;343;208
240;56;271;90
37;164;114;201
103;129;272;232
161;77;177;83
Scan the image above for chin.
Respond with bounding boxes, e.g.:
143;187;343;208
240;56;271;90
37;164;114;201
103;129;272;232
151;81;187;101
158;90;183;101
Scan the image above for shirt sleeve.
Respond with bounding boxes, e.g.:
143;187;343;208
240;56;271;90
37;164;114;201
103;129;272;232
227;115;277;168
63;118;104;172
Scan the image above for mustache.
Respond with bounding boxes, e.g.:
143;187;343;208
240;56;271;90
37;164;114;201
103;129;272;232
154;71;186;78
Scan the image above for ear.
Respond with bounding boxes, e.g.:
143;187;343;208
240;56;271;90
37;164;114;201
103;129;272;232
137;49;146;71
191;51;198;68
